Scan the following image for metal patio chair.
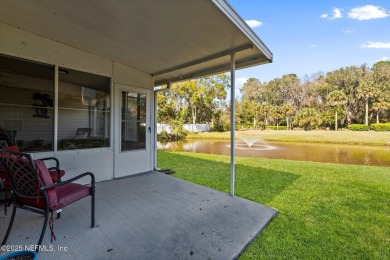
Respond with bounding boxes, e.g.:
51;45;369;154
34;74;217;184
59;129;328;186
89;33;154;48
0;146;65;215
0;149;95;250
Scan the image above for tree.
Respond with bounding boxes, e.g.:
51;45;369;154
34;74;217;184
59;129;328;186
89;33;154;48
238;100;255;129
325;65;369;125
373;61;390;84
372;61;390;123
279;74;300;107
169;74;229;125
326;90;347;130
295;108;323;130
240;78;263;101
157;91;178;123
356;76;380;125
158;63;389;131
270;106;284;130
372;100;390;123
261;103;272;126
301;72;328;108
280;104;294;130
171;80;198;124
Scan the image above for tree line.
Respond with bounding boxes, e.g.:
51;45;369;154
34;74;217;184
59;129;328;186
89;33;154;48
157;61;390;131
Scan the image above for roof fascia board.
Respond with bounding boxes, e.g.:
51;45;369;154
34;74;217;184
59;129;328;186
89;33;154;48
154;56;269;86
211;0;273;62
152;43;253;77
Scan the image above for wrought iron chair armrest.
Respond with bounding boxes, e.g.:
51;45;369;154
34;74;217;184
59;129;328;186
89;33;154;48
39;157;60;168
41;172;95;191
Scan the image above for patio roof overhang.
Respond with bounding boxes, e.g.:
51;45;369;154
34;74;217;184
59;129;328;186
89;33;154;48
0;0;272;85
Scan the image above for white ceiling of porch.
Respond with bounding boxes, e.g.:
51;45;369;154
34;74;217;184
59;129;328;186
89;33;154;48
0;0;272;86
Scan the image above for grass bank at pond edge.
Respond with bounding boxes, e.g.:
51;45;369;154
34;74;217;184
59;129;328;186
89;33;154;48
187;130;390;146
158;150;390;259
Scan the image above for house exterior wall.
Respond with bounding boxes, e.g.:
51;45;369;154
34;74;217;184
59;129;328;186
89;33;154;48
0;23;154;183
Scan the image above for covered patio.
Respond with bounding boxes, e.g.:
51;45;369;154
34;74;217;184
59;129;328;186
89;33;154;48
1;172;277;259
0;0;275;258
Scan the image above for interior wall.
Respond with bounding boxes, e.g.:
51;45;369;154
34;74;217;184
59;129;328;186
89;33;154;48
0;22;154;182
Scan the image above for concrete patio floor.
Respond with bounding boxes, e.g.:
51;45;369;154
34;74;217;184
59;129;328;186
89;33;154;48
0;171;277;259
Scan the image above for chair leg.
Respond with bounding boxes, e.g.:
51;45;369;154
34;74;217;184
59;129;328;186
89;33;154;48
56;209;62;219
1;204;17;246
91;188;95;228
36;210;49;251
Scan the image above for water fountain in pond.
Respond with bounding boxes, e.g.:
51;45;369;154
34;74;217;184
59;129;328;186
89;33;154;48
235;137;276;150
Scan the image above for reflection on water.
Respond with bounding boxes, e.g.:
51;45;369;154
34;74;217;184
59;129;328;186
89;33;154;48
158;139;390;166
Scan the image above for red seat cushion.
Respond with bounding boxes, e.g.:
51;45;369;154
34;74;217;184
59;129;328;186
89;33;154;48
55;183;91;210
18;183;91;211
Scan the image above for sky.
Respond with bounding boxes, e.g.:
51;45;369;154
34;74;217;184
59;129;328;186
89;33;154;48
228;0;390;89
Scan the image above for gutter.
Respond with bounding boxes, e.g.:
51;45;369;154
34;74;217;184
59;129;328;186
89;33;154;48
211;0;273;62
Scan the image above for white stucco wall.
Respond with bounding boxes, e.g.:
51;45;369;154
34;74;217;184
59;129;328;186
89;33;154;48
0;23;154;182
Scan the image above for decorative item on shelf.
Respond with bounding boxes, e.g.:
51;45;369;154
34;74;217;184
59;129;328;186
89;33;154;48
31;92;53;119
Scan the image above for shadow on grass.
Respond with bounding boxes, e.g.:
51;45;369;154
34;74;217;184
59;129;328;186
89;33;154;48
158;151;300;205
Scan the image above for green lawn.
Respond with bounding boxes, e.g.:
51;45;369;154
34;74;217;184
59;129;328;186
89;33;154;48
187;130;390;146
158;150;390;259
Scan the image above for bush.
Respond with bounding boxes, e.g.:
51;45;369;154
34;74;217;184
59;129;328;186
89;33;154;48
348;124;370;131
370;123;390;131
237;123;252;131
266;126;287;130
157;128;187;142
210;124;223;132
211;121;229;132
157;130;170;141
256;122;266;130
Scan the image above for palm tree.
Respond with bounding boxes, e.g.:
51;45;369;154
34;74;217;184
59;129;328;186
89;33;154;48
357;80;380;125
281;104;294;130
372;100;390;123
295;107;323;130
31;92;53;118
327;90;347;131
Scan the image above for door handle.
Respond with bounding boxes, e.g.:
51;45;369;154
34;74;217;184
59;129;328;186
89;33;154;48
148;127;151;133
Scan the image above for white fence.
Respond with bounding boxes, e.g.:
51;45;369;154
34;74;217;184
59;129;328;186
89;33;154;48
157;124;173;134
157;124;210;134
182;124;210;132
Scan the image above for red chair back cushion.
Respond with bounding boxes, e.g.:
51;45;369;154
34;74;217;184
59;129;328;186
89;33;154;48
34;160;58;210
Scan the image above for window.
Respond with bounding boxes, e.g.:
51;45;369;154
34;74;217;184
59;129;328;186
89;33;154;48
58;68;111;150
0;55;111;152
0;55;54;152
121;91;146;151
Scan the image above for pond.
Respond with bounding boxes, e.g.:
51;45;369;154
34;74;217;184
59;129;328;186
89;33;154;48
158;139;390;166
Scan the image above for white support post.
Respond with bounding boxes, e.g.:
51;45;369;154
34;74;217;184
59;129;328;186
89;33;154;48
153;86;158;170
230;53;235;196
153;83;170;171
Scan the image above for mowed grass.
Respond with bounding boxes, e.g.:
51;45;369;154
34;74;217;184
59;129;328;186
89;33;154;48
158;150;390;259
187;130;390;146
